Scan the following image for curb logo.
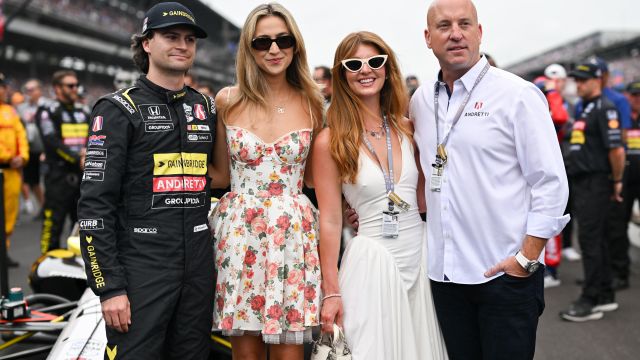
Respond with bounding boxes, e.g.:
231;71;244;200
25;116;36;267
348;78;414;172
107;345;118;360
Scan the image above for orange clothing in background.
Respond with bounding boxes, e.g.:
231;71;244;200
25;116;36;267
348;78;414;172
0;103;29;236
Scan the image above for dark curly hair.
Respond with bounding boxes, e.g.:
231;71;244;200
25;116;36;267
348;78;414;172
131;32;154;74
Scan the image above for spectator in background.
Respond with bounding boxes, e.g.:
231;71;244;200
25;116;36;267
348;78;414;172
607;79;640;292
16;79;49;216
561;62;624;322
197;81;216;97
406;75;420;97
184;71;197;87
313;65;332;105
36;70;89;253
483;52;497;67
0;73;29;268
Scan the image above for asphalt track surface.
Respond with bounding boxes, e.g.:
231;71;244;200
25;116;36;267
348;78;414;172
2;214;640;360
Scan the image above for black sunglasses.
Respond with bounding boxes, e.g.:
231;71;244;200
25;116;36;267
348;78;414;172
251;35;296;51
341;55;388;73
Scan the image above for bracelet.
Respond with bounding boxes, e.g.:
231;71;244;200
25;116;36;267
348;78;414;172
321;294;342;302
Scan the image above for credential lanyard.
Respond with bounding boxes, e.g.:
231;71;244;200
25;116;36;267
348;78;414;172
362;115;394;208
434;62;490;164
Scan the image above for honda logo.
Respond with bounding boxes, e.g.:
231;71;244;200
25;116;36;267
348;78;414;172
148;106;161;116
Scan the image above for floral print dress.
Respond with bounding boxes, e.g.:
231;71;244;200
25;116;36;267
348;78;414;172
210;126;321;344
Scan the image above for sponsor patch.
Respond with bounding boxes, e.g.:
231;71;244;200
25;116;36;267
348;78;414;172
64;137;88;146
153;176;206;192
151;192;206;209
88;135;106;147
92;116;103;131
572;120;586;131
133;227;158;234
607;109;618;120
145;122;175;132
113;95;136;114
79;219;104;231
62;112;71;123
194;224;208;232
86;148;107;158
570;121;586;145
464;111;490;117
474;101;483;110
187;124;210;131
187;133;213;143
153;152;208;175
608;119;620;129
62;123;89;138
139;104;171;122
85;159;106;170
183;103;194;122
82;171;105;181
194;104;206;120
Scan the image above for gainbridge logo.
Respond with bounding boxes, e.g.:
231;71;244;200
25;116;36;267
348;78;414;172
153;153;207;175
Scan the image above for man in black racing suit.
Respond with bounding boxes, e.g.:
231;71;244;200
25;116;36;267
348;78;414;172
36;70;89;253
77;3;227;359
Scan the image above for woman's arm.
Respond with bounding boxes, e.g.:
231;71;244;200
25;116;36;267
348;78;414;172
312;128;345;332
209;88;231;189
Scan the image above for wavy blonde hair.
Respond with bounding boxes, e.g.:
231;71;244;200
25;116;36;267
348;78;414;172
327;31;410;183
223;2;323;130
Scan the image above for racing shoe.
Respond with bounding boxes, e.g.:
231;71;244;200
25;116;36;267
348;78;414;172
560;298;603;322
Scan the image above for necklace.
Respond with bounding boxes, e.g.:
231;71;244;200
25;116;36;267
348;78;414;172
365;123;385;140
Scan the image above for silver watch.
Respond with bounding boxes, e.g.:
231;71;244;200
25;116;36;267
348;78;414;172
515;251;541;274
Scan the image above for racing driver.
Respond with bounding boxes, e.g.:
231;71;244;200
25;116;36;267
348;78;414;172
77;2;228;359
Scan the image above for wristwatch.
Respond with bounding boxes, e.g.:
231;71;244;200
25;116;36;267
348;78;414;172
515;251;541;274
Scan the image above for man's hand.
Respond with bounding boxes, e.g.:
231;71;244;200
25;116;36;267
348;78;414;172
612;182;623;202
101;294;131;333
79;148;87;171
9;156;25;169
344;207;359;232
484;256;529;278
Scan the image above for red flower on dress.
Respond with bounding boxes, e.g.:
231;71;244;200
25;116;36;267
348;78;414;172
277;215;291;230
267;304;283;319
268;183;283;196
304;285;316;301
221;316;233;330
244;250;257;266
250;295;266;311
286;308;302;324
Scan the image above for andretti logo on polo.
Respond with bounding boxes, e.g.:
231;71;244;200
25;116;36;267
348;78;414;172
153;153;207;175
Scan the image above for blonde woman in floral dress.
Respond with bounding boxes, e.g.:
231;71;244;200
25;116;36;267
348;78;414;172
209;3;323;359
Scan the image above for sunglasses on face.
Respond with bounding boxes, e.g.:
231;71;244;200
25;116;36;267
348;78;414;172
251;35;296;51
341;55;388;73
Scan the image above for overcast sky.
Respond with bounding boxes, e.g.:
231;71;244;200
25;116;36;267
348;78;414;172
203;0;640;83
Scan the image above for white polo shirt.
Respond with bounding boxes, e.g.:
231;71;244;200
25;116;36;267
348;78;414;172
411;56;570;284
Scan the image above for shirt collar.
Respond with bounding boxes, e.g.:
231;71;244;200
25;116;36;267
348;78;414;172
435;55;489;93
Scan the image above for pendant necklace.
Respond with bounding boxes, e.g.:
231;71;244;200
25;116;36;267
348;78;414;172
365;122;385;140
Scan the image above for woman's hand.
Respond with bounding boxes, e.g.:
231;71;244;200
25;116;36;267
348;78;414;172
320;297;344;333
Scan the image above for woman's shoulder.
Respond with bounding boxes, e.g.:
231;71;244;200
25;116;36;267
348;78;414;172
214;86;239;110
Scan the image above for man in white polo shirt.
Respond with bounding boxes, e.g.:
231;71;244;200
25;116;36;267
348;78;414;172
410;0;570;358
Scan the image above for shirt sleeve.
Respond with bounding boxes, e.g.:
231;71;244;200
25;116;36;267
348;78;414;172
78;100;130;301
513;83;570;239
14;111;30;162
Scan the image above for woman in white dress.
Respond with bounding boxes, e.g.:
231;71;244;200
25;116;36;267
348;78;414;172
313;31;448;359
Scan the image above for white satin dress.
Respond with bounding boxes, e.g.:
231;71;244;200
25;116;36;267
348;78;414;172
339;136;448;359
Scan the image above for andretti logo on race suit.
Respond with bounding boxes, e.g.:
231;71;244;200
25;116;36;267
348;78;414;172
153;152;207;175
153;176;206;192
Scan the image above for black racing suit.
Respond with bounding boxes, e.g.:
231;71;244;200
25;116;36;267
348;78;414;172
36;100;89;253
78;77;216;359
567;95;622;305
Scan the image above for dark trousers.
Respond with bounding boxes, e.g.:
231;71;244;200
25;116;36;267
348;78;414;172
607;171;639;281
572;173;613;302
40;169;80;253
562;174;574;248
431;268;544;360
